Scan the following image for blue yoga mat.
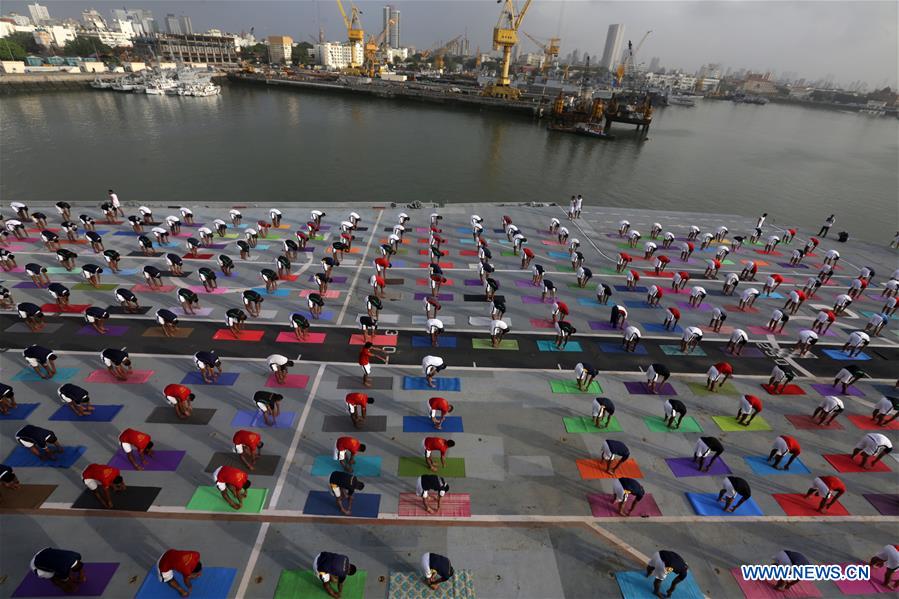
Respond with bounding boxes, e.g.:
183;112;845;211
821;349;871;361
135;567;236;599
4;445;86;468
403;415;464;433
643;323;683;333
251;287;290;297
411;335;457;348
548;251;570;259
686;492;764;516
576;298;601;306
598;342;648;355
230;410;297;429
49;404;123;422
743;455;811;475
113;268;139;276
302;490;381;518
615;570;704;599
403;377;461;391
294;310;335;321
615;285;648;293
113;231;139;236
12;368;79;383
536;340;583;352
624;300;652;309
310;455;382;477
0;404;39;420
180;372;240;386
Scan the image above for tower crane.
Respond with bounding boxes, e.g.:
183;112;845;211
482;0;534;100
423;35;463;70
335;0;364;68
523;31;560;75
364;19;394;78
616;29;652;87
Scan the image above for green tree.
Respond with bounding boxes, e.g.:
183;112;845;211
7;31;42;54
0;38;27;61
62;36;112;57
293;41;312;65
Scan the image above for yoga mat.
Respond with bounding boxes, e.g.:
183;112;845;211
666;457;732;477
265;373;309;389
12;367;79;383
624;381;677;395
823;453;891;473
230;410;297;429
730;568;822;599
576;458;643;480
598;342;648;355
643;323;683;333
863;493;899;516
143;327;196;339
397;457;466;477
522;295;550;304
71;486;161;511
686;492;764;516
550;380;601;394
747;325;788;337
676;301;712;312
822;348;871;360
563;416;622;433
12;563;119;598
643;416;702;433
388;570;476;598
40;303;91;314
536;340;583;352
4;445;86;468
712;415;773;432
412;335;457;348
146;407;216;425
403;416;464;433
49;404;122;422
397;493;471;517
471;338;519;350
403;377;461;391
529;318;556;329
588;321;620;331
687;382;740;397
0;403;39;420
773;493;850;516
180;372;240;386
13;281;40;289
297;289;336;299
72;283;117;291
187;285;230;294
76;324;129;337
275;331;327;344
615;285;648;292
302;490;381;518
336;376;393;390
212;329;265;341
615;570;704;599
135;567;236;599
0;484;56;509
186;486;268;513
322;415;387;432
810;383;864;397
785;414;843;430
84;369;154;384
587;493;663;517
464;293;501;302
761;383;806;395
847;414;899;431
131;284;176;293
349;334;398;346
577;297;601;306
204;453;281;476
6;323;64;335
273;570;366;599
467;316;496;327
661;345;708;357
310;455;382;477
108;449;185;472
834;564;895;595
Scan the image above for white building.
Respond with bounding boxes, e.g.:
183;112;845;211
84;29;133;48
81;9;107;30
80;61;106;72
599;24;624;71
309;41;364;69
27;3;49;25
517;52;544;67
384;47;408;63
1;60;26;73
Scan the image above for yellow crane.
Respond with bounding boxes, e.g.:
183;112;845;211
335;0;364;68
364;19;393;78
523;31;560;75
422;35;462;70
482;0;534;100
616;29;652;87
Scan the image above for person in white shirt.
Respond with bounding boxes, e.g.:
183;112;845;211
618;220;630;237
795;329;819;356
812;395;844;425
739;287;760;310
833;293;853;315
179;206;193;223
841;330;870;357
883;296;898;317
869;545;899;589
650;222;663;239
622;326;641;352
627;229;641;248
726;329;749;356
723;272;740;296
872;396;899;426
267;354;295;384
687;225;701;240
680;326;703;353
823;249;840;265
689;285;707;307
422;355;446;388
764;235;780;253
643;241;657;259
710;305;727;333
851;433;893;468
270;208;283;227
490;319;510;347
865;313;888;336
662;231;675;248
426;318;444;347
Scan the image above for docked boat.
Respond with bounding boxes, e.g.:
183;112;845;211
667;95;695;107
90;78;112;89
547;122;615;141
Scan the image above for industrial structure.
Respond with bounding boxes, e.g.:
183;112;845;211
482;0;533;99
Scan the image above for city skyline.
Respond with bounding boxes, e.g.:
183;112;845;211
3;1;895;88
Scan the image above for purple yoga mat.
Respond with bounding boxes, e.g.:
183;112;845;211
729;347;765;358
666;457;732;477
464;279;482;286
521;295;549;304
810;383;864;397
107;449;186;471
515;279;537;288
676;301;712;312
863;493;899;516
12;563;119;597
414;293;452;301
589;321;623;331
77;325;129;337
623;381;677;395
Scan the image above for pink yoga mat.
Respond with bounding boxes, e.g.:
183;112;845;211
587;493;663;517
275;332;327;344
730;568;822;598
264;373;309;389
85;369;154;384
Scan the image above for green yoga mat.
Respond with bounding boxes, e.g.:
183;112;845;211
555;266;574;272
500;250;516;257
563;416;622;433
712;415;772;432
550;380;602;394
567;282;597;290
185;486;268;513
274;569;367;599
397;457;466;478
471;338;519;350
643;416;703;433
73;283;118;291
686;382;739;397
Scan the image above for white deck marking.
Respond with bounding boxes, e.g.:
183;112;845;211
336;209;384;325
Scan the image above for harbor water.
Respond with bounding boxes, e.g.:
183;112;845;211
1;86;896;242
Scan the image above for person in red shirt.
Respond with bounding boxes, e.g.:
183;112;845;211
157;549;202;597
427;397;454;430
812;309;837;334
334;436;366;472
647;285;663;306
369;274;386;298
707;362;733;391
345;392;374;428
704;259;721;279
763;274;784;295
358;342;387;388
616;252;632;273
735;395;763;426
423;437;456;472
740;261;758;281
374;257;391;277
663;306;681;330
680;241;694;261
81;463;126;508
233;430;264;471
804;476;846;513
672;271;690;291
520;247;535;269
119;428;155;470
551;301;568;323
654;254;670;274
164;383;195;420
784;289;806;314
213;465;251;509
626;269;640;290
768;435;801;470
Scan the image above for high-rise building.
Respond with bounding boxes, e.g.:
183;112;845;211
28;3;50;25
648;56;660;73
81;9;107;31
382;6;392;48
268;35;293;63
388;7;400;49
599;24;624;71
180;15;193;35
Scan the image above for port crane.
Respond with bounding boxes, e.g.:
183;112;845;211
335;0;364;68
523;32;560;75
482;0;534;100
364;19;394;78
422;35;463;70
616;29;651;87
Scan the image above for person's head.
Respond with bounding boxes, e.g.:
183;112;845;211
242;480;252;490
436;363;447;372
446;440;456;448
122;358;132;367
367;397;375;404
144;441;155;452
447;405;454;413
188;394;196;402
257;441;265;449
192;562;203;575
286;360;295;368
46;433;58;444
352;478;365;491
108;189;114;194
358;444;367;453
71;561;84;573
347;564;358;576
364;342;373;349
273;394;283;403
113;475;124;486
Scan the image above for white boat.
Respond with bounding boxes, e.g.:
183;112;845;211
188;83;221;97
90;78;112;89
668;95;695;107
111;81;134;92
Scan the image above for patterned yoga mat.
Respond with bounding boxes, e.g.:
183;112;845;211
388;569;476;598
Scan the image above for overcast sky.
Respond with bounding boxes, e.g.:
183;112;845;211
6;1;896;86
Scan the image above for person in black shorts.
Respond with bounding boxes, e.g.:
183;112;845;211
328;470;365;515
243;289;263;317
115;288;140;313
84;306;109;334
601;439;630;473
254;391;283;427
613;477;645;516
693;436;724;472
645;550;689;598
717;476;752;512
663;399;687;429
58;383;94;417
